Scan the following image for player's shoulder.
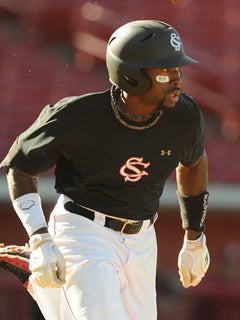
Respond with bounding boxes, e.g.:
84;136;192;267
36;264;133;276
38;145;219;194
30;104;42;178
177;92;202;118
54;89;109;110
38;89;110;124
178;92;199;109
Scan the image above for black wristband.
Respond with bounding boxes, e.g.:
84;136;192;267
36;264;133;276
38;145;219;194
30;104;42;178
177;191;209;232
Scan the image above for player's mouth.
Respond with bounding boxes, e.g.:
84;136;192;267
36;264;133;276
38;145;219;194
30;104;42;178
164;88;181;107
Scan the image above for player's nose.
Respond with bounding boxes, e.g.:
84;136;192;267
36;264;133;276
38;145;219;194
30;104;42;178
170;68;182;86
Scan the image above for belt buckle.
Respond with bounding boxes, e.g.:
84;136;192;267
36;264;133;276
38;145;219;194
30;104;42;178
120;220;143;234
120;221;130;233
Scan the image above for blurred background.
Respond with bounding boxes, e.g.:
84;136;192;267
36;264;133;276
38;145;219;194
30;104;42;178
0;0;239;319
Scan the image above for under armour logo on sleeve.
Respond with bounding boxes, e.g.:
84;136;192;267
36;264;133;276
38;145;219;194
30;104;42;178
160;150;172;156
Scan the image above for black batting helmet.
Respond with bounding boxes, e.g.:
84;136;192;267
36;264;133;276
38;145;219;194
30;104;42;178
106;20;198;96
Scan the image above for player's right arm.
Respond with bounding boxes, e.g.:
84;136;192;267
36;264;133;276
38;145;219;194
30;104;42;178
0;100;74;288
6;167;66;288
7;166;38;198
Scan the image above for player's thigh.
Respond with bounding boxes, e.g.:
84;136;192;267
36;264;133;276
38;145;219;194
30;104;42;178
28;280;75;320
65;259;128;320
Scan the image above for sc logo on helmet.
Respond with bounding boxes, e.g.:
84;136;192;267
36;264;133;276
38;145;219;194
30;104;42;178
170;33;182;51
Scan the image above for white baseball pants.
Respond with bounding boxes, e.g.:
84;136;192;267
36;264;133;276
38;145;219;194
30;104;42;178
28;195;158;320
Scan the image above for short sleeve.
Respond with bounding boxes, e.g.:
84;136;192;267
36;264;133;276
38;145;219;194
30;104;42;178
180;107;205;167
0;102;70;175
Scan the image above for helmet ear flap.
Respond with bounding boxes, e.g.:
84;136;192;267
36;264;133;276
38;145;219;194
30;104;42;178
116;69;152;96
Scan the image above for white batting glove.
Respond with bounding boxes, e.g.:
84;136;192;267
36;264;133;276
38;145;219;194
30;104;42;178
178;233;210;288
29;233;66;288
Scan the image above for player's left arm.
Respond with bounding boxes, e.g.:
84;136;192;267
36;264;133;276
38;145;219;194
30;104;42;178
176;150;208;199
176;150;210;288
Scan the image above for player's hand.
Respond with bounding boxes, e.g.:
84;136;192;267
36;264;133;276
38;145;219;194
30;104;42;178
178;233;210;288
29;233;66;288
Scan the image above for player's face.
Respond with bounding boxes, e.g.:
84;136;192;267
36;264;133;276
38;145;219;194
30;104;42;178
144;67;182;108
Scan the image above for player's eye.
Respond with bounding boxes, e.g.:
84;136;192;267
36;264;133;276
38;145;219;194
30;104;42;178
160;67;180;73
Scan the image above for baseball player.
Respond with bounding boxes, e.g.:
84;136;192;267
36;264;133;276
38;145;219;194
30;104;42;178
0;20;210;320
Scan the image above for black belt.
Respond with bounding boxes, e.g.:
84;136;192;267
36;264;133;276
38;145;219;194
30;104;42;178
64;201;153;235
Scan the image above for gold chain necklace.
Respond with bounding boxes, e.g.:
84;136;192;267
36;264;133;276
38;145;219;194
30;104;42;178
110;86;163;130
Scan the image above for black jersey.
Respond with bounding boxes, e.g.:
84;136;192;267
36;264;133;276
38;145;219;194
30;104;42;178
0;90;205;220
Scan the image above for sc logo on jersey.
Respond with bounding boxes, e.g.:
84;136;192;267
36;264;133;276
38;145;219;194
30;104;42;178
120;157;150;182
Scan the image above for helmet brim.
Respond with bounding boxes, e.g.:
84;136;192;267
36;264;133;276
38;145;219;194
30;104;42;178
173;54;198;67
148;54;198;69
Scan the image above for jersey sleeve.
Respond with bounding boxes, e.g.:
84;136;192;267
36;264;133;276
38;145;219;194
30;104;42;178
0;100;72;175
180;104;205;167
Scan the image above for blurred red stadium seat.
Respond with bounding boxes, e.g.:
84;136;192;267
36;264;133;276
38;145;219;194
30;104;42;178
0;0;239;184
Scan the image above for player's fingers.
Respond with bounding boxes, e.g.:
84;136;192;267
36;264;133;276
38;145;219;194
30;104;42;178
178;267;191;288
57;266;66;283
190;276;202;287
48;263;65;287
56;258;66;282
52;246;66;282
31;267;63;288
31;272;50;288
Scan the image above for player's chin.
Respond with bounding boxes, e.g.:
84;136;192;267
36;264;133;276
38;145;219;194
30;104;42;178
162;96;179;108
162;101;177;109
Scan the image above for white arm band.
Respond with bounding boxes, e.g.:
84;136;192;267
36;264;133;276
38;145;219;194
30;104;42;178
12;193;48;237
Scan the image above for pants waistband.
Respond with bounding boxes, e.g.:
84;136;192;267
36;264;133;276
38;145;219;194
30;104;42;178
64;201;154;235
